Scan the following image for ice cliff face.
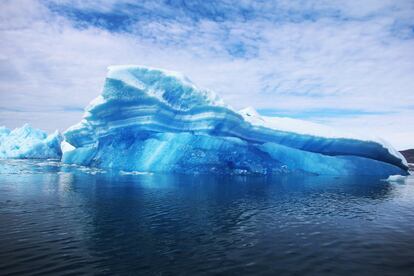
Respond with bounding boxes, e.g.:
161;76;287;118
0;124;62;159
62;65;408;176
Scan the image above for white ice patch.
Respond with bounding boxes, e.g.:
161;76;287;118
119;170;153;175
384;175;407;183
61;140;76;154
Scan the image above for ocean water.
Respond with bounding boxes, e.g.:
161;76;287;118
0;160;413;275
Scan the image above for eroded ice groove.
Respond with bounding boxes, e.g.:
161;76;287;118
62;65;408;176
0;124;62;159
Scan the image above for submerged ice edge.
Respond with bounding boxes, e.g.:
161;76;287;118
0;159;412;182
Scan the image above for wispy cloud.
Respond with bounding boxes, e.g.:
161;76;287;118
0;0;413;149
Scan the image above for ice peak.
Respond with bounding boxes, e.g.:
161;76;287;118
104;65;225;111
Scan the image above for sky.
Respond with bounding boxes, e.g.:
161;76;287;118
0;0;413;150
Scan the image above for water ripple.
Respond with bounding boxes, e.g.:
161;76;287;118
0;160;413;275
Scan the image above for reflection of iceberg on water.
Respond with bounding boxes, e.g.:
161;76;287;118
57;65;408;176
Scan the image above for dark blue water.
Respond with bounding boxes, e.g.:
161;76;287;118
0;160;413;275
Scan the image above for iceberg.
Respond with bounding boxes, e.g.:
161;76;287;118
0;124;62;159
62;65;409;176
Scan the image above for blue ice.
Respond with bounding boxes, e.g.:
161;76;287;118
59;65;408;176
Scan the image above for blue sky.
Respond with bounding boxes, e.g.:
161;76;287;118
0;0;413;149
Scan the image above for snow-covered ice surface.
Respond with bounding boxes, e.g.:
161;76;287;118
385;175;408;183
384;171;414;183
0;124;62;159
61;65;408;176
